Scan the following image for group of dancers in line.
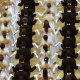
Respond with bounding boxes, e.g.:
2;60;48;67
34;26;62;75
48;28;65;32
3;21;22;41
0;0;80;80
31;0;80;79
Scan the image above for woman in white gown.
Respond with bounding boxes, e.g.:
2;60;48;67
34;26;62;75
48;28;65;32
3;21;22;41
39;44;52;65
39;35;56;59
0;12;12;25
43;0;57;14
0;43;10;66
1;21;14;44
0;31;12;63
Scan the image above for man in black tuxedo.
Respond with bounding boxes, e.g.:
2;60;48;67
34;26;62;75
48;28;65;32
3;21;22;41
58;48;78;59
17;15;37;27
62;66;78;80
61;31;77;49
16;28;32;49
15;41;34;64
61;0;77;6
59;20;79;43
19;18;33;44
59;5;80;25
13;63;29;80
58;51;78;75
13;55;36;77
63;0;75;13
18;0;39;13
19;8;36;18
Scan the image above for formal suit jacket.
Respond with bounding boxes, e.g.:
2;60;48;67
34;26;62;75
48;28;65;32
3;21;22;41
15;48;34;63
61;37;77;49
59;12;79;25
58;48;78;59
19;0;35;12
16;36;31;49
59;24;78;42
58;58;78;75
19;25;32;38
13;62;36;76
13;71;29;80
62;0;77;6
62;74;77;80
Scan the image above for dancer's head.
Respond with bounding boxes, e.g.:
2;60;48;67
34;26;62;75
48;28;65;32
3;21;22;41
19;55;25;62
0;54;4;61
0;43;5;49
3;21;8;27
22;17;28;24
43;44;48;52
2;31;6;38
18;63;23;70
67;5;72;11
43;35;48;41
66;31;71;37
47;3;51;8
44;57;49;63
20;41;26;47
3;12;7;17
67;0;72;4
21;28;26;36
43;20;50;33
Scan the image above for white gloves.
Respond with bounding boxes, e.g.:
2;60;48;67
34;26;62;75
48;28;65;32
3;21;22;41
51;53;58;59
34;74;38;79
77;11;80;14
54;27;61;35
52;64;58;73
35;29;40;35
77;64;80;67
12;40;17;47
59;42;62;44
76;0;80;4
59;11;62;14
10;51;17;57
55;76;61;80
55;64;58;68
38;1;43;6
54;42;60;47
35;12;43;16
36;17;42;23
77;50;80;54
32;43;39;48
77;43;80;46
55;53;58;56
77;27;80;31
58;27;61;31
33;51;39;58
35;64;41;71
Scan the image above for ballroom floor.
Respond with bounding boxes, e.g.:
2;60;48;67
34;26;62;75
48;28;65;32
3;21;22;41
0;0;80;79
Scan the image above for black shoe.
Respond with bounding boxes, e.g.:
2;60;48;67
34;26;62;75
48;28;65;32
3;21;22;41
35;3;39;6
33;19;37;25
